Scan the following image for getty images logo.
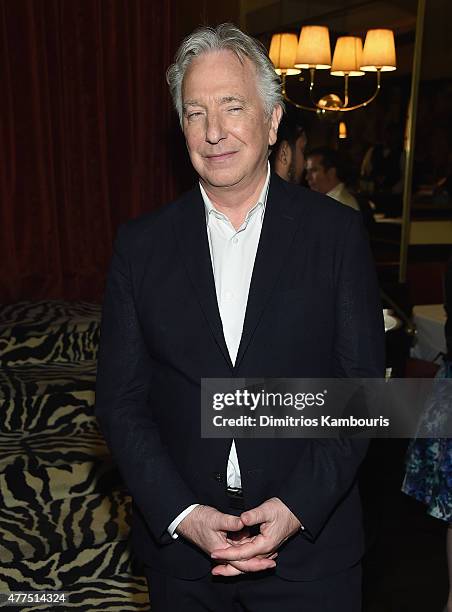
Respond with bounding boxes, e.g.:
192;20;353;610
212;389;327;411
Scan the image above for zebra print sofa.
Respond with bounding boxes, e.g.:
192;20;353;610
0;301;149;610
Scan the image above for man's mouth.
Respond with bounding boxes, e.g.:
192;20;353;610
204;152;237;162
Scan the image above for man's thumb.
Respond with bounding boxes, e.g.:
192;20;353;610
224;514;244;531
241;507;262;526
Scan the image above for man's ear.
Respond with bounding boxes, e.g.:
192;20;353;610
279;141;291;166
268;105;283;146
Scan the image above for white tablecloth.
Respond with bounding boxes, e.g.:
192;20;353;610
411;304;447;362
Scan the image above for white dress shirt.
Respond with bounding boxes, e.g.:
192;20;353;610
327;182;359;211
167;164;270;537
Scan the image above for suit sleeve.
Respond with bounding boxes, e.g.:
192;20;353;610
277;211;385;540
95;224;198;542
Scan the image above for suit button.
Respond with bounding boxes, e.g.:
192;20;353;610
212;472;223;484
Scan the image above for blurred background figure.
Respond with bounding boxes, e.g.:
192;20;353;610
360;122;405;196
271;112;307;184
306;146;377;231
305;147;360;210
360;122;405;216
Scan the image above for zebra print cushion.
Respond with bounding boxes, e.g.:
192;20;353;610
1;574;149;611
0;302;150;609
0;301;101;365
0;420;135;593
0;420;106;465
0;361;96;432
0;540;136;591
0;489;131;563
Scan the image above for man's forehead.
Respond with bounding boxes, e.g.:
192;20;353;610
307;155;323;167
182;50;257;94
188;48;248;71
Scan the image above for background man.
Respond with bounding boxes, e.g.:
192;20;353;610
270;112;306;184
96;23;384;612
306;146;360;210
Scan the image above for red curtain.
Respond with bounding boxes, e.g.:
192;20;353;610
0;0;192;303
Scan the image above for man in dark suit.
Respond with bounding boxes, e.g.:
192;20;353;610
95;23;384;611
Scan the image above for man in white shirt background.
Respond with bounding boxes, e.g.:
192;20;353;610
305;146;360;210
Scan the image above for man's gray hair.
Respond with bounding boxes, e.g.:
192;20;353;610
166;23;284;126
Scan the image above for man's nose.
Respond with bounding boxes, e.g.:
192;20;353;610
205;113;226;144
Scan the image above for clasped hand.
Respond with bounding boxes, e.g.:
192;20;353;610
176;497;301;577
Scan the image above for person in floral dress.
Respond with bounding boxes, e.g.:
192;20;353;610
402;255;452;611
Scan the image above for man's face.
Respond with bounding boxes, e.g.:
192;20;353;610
305;154;337;193
182;50;281;192
287;133;307;184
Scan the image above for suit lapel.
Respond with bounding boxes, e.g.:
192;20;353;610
172;187;233;370
234;174;305;369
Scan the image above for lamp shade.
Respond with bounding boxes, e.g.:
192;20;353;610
269;33;301;75
360;29;396;72
331;36;364;76
295;25;331;69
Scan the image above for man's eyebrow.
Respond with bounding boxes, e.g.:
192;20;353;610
182;100;202;112
219;95;246;105
182;95;247;114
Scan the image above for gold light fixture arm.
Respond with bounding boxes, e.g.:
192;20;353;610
281;73;319;113
343;74;350;107
282;70;382;113
328;69;382;112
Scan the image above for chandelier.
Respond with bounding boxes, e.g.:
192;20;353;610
269;26;397;114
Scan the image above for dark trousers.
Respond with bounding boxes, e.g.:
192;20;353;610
145;564;362;612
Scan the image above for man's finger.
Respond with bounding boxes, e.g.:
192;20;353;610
211;535;270;561
226;535;254;546
216;514;244;533
234;558;277;572
240;507;266;527
211;563;244;577
227;527;252;543
212;557;277;576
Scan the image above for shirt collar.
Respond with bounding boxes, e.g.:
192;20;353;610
200;162;270;225
327;182;344;199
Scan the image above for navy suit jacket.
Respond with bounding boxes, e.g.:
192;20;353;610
95;173;385;580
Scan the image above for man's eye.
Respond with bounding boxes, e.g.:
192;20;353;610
187;112;203;120
228;107;243;113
